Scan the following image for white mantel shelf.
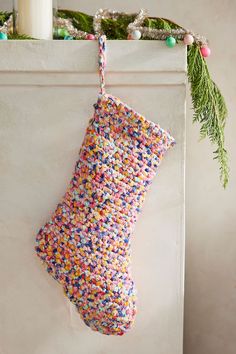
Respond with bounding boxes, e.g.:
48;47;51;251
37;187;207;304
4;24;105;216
0;40;187;86
0;40;186;354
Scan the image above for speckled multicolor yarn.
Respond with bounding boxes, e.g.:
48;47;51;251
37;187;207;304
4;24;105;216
35;35;175;336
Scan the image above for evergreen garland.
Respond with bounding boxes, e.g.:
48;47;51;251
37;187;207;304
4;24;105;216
0;11;10;26
187;44;228;187
0;10;229;187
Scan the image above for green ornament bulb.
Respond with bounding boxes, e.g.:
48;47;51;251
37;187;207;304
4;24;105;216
57;28;69;38
166;36;176;48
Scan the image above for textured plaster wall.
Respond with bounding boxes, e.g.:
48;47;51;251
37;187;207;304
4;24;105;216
0;1;236;354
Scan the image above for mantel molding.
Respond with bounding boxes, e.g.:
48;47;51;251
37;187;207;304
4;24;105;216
0;40;187;86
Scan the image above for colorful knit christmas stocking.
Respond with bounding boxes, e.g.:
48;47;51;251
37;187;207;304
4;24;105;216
35;35;175;336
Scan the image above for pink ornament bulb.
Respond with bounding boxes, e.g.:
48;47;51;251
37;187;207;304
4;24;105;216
86;34;96;40
200;46;211;58
183;34;194;45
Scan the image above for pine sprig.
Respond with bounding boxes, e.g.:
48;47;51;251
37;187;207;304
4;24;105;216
58;10;94;34
101;15;135;39
187;44;229;187
0;11;10;26
8;33;34;39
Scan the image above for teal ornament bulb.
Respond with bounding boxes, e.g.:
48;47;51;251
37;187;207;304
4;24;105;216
64;35;74;40
166;36;176;48
0;32;8;40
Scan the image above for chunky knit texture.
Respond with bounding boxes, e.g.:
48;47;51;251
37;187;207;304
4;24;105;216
35;36;175;336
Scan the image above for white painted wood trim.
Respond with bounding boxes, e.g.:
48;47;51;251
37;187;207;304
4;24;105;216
0;40;187;82
0;40;187;71
0;71;186;86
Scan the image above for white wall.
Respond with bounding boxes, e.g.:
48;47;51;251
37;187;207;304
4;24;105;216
0;1;236;354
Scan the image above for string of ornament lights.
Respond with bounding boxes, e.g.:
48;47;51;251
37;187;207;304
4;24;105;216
0;8;211;57
93;8;211;57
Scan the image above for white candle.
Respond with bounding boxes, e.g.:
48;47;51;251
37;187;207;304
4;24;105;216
18;0;53;40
